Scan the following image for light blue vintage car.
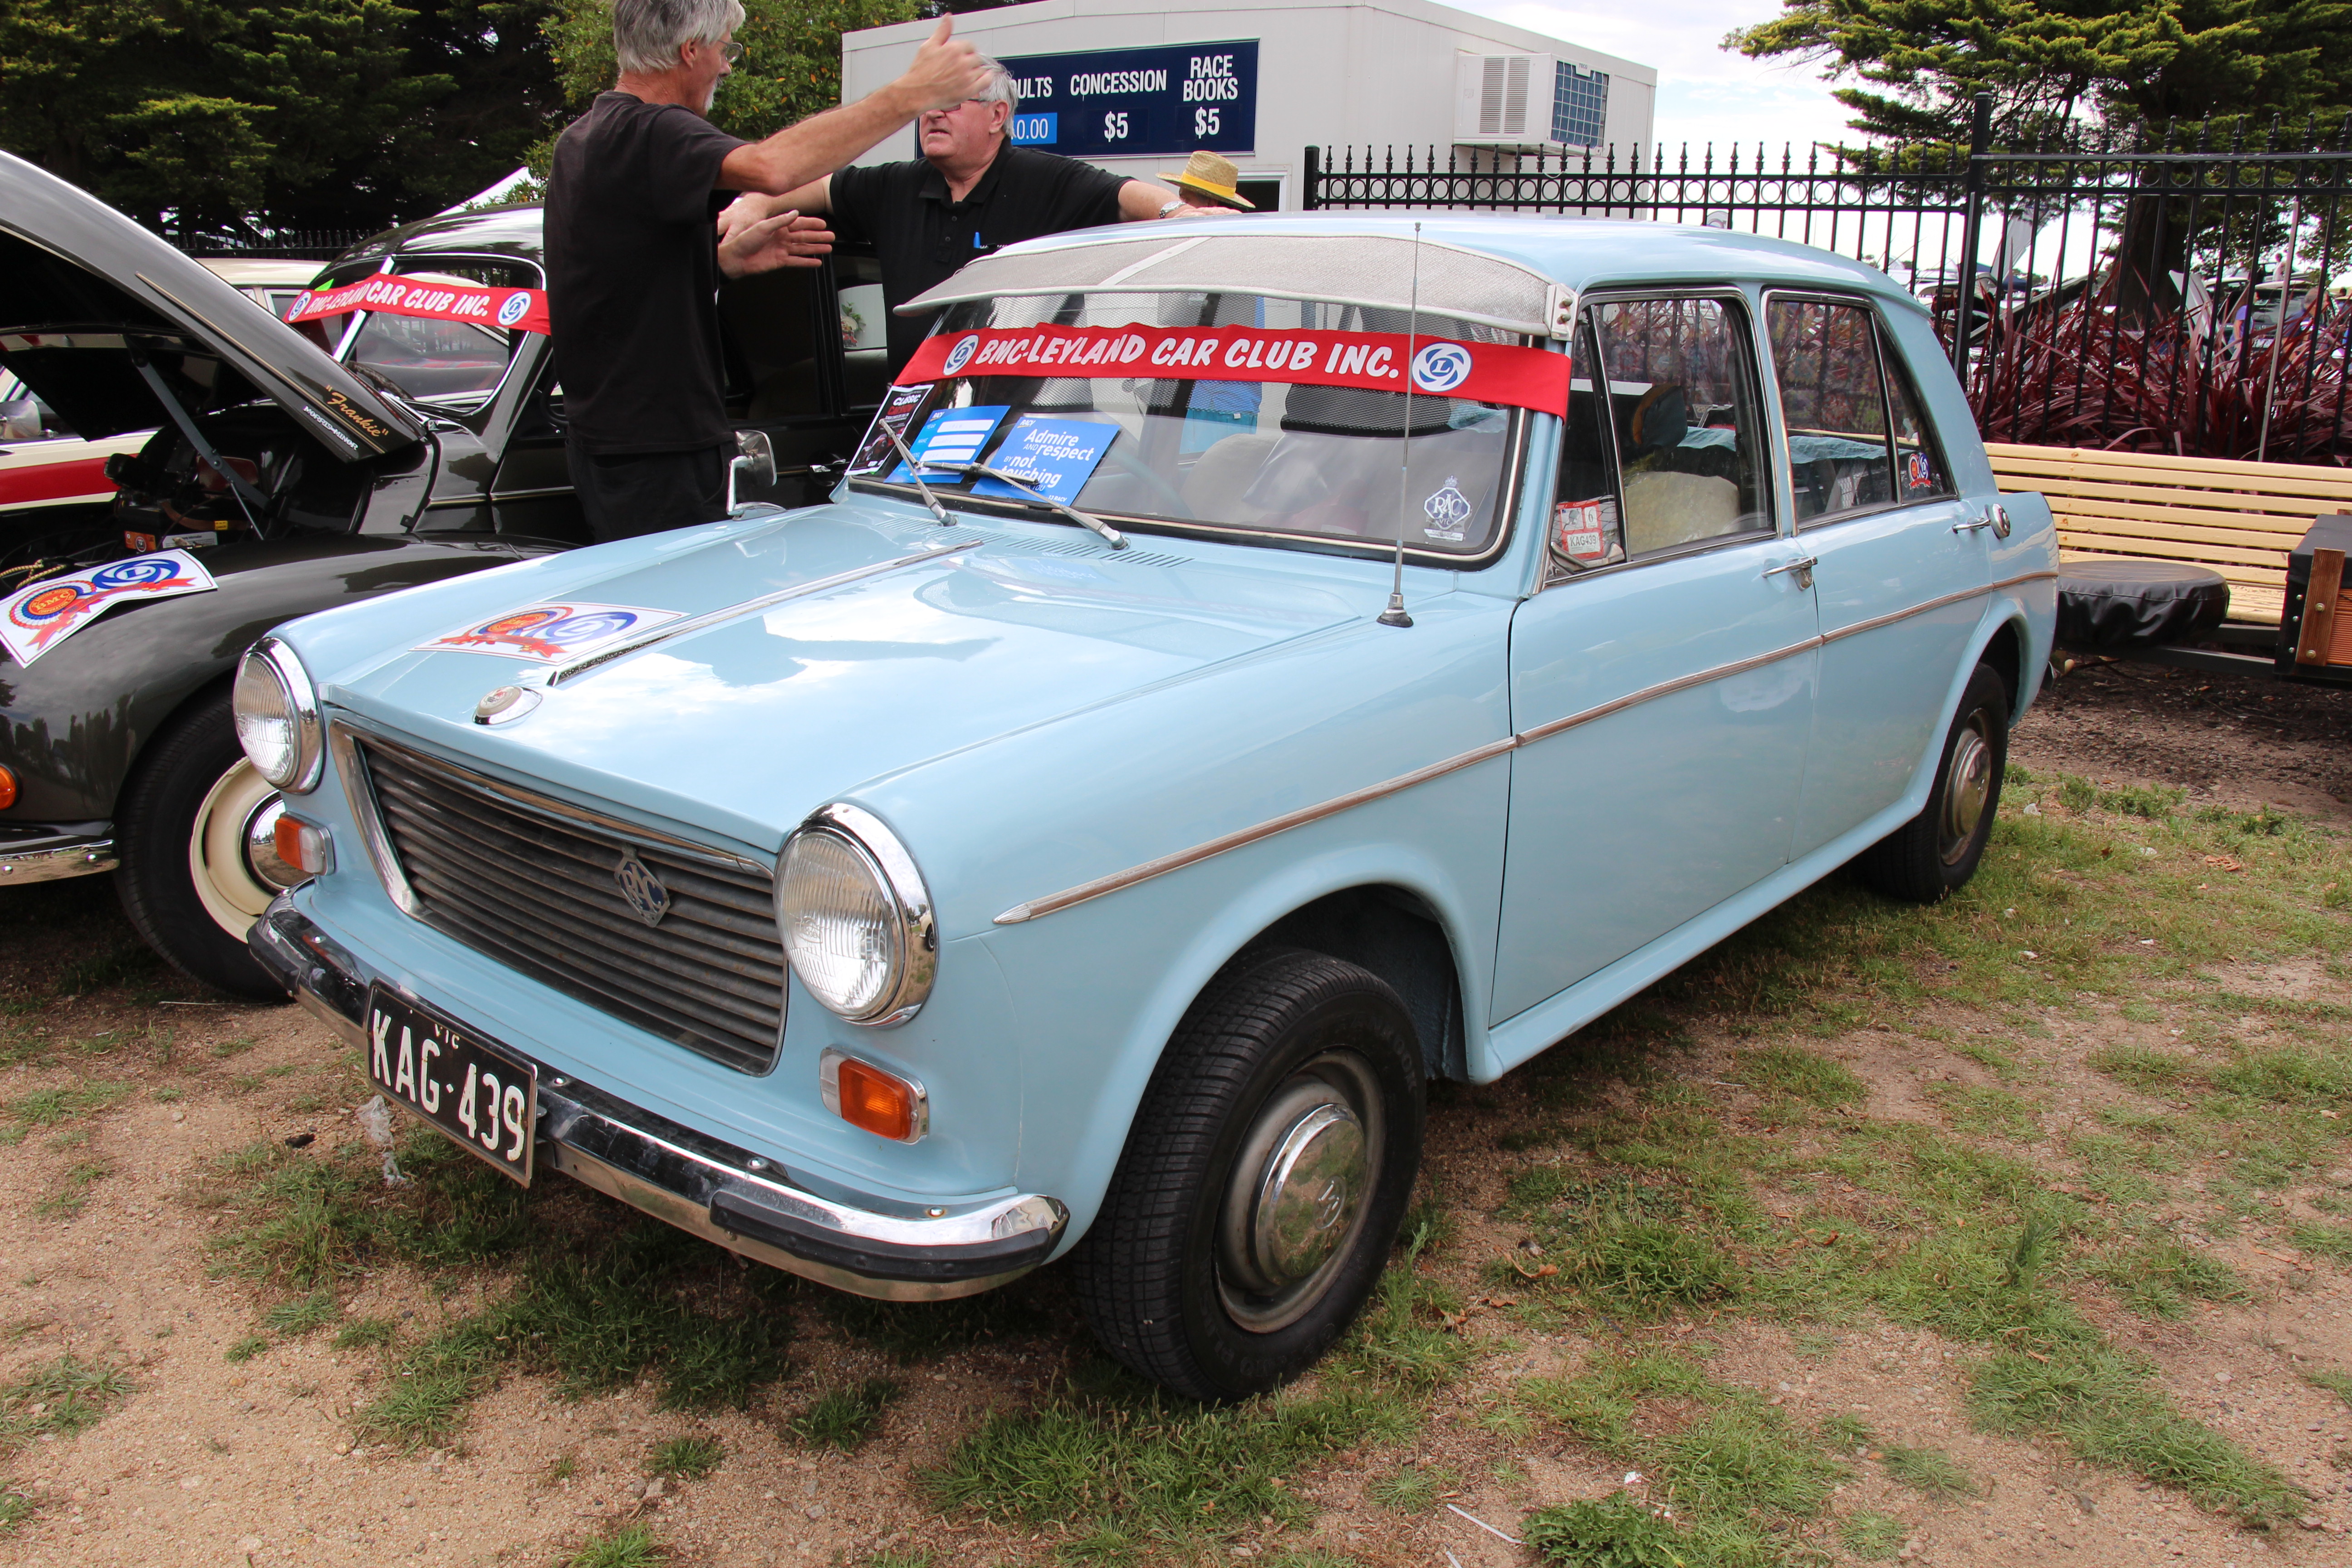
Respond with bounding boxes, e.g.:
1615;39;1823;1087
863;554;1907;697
236;216;2056;1401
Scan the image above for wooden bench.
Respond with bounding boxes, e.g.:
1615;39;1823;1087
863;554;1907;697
1985;442;2352;627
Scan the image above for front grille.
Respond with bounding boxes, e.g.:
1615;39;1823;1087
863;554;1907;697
354;735;785;1074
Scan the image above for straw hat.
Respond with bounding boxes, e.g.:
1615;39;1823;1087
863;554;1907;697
1161;151;1254;210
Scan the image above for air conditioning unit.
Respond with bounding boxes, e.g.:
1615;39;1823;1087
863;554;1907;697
1454;54;1612;150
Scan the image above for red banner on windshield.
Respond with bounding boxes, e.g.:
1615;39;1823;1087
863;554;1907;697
895;324;1569;415
284;277;549;336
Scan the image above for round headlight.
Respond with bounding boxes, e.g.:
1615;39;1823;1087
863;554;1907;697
777;804;936;1025
232;637;322;792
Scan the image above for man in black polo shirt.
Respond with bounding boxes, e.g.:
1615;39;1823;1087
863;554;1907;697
547;0;989;542
722;58;1213;374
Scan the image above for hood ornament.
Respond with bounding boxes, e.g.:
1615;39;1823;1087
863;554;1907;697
473;685;541;725
613;849;671;927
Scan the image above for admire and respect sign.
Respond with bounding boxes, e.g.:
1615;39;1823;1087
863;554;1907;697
284;277;549;336
894;324;1572;416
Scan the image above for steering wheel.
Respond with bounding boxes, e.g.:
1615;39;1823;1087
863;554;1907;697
1088;436;1196;519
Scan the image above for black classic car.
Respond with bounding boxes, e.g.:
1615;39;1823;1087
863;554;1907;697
0;152;882;995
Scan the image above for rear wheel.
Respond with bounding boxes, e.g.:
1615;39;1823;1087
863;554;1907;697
1853;662;2009;903
115;687;297;999
1071;949;1425;1401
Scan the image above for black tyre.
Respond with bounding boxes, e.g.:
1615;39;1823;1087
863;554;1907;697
1853;662;2010;903
1071;948;1425;1401
115;686;296;999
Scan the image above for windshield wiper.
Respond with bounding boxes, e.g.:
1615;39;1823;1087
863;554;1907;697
918;460;1127;550
877;417;954;526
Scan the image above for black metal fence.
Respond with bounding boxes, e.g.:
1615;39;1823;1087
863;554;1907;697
1304;105;2352;464
166;231;370;262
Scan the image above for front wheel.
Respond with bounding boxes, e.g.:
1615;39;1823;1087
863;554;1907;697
1071;949;1425;1401
115;686;299;999
1853;662;2010;903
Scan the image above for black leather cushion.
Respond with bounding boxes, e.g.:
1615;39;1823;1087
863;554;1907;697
2056;559;2231;649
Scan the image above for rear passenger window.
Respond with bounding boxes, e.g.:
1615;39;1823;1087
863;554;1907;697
1882;340;1956;503
1768;297;1896;524
1589;297;1772;555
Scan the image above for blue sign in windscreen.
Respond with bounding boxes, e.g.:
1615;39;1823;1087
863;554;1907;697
889;406;1009;481
968;416;1118;501
997;40;1256;158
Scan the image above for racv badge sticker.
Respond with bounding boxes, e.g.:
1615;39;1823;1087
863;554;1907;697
0;551;217;666
416;601;684;665
1421;475;1473;542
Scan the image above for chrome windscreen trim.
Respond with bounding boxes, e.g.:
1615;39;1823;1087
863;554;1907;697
993;736;1519;925
545;539;987;688
336;723;769;877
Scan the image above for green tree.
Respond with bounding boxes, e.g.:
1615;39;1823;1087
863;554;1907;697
1730;0;2352;147
534;0;923;173
0;0;562;238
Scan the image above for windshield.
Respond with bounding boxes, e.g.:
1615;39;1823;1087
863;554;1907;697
846;293;1534;559
318;260;537;407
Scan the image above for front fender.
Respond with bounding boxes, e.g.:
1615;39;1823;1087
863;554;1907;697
973;761;1509;1251
0;534;553;820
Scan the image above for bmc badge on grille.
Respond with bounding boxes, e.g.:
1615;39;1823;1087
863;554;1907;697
612;850;671;927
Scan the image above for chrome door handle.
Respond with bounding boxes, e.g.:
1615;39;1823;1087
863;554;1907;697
1953;504;2011;538
1763;555;1818;589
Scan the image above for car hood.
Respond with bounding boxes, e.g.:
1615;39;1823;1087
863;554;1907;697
0;152;419;458
316;505;1395;853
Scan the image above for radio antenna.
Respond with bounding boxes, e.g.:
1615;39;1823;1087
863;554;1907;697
1377;221;1423;629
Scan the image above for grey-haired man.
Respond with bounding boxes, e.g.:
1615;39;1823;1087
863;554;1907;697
724;58;1213;376
547;0;989;542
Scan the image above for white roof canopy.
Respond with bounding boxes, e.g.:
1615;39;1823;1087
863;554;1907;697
898;231;1573;339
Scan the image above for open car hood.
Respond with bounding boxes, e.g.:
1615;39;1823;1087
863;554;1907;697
0;152;421;460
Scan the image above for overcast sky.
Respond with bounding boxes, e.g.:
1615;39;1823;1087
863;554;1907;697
1448;0;1859;160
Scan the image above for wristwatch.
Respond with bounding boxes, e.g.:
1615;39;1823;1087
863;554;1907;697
1157;199;1185;218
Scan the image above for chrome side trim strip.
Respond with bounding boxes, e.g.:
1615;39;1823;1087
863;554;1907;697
990;568;2055;926
546;539;987;687
1512;635;1824;747
993;736;1519;924
1819;569;2059;646
334;722;770;877
0;838;118;884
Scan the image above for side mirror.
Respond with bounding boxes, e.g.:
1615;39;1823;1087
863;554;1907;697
727;430;777;515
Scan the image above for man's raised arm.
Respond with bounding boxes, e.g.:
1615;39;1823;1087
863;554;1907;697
720;17;987;195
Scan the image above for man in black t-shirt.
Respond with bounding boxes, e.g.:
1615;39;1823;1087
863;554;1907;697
721;58;1219;374
546;0;989;542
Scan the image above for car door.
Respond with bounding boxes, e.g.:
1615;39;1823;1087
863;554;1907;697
1492;294;1822;1025
1763;294;1986;859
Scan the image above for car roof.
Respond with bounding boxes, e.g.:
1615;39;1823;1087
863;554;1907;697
994;211;1928;316
328;203;544;272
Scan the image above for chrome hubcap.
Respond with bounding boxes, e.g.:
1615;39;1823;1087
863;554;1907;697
1938;710;1994;866
242;791;299;892
1217;1052;1381;1333
188;760;292;941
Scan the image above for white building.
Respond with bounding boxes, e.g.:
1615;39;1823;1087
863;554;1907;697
839;0;1656;213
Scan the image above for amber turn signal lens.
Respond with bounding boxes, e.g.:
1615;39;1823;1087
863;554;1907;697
830;1055;921;1142
0;764;15;811
273;814;332;877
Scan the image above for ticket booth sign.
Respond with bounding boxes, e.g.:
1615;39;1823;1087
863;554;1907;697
999;41;1257;158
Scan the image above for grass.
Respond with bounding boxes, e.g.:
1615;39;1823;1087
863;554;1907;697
0;1354;132;1444
787;1378;902;1451
2087;1241;2247;1318
1878;1444;1980;1499
1366;1461;1455;1513
565;1524;664;1568
2301;1367;2352;1411
263;1292;341;1336
225;1336;269;1362
1733;1045;1866;1108
32;1161;109;1219
1;1081;129;1143
647;1435;723;1480
1839;1510;1908;1560
334;1316;398;1350
0;1490;31;1533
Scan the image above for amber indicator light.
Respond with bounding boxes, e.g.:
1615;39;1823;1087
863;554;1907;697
0;765;15;812
834;1057;918;1142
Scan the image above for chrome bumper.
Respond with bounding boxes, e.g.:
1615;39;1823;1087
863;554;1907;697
0;827;118;885
249;896;1066;1301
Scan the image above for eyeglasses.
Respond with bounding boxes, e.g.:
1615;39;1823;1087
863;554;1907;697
700;39;744;64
